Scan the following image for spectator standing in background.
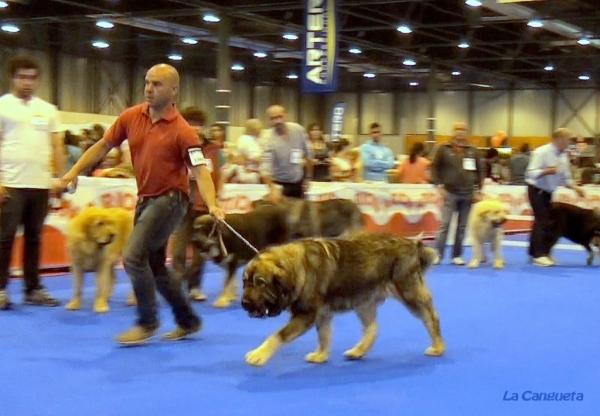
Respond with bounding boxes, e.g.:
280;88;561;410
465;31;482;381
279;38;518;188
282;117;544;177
508;143;530;185
360;122;395;182
0;56;66;310
430;121;484;266
397;142;430;184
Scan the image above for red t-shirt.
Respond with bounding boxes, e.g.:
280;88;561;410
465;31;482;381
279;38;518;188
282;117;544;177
103;103;204;197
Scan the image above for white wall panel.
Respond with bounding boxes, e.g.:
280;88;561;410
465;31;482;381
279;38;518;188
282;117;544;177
472;91;509;136
436;91;469;135
401;92;428;134
362;92;394;134
513;90;552;136
299;94;321;131
556;89;598;136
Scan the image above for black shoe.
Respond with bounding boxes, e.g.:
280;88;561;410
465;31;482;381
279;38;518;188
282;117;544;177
24;288;60;307
0;290;13;310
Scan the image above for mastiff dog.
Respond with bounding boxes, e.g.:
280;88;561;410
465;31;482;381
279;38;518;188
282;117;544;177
241;232;445;366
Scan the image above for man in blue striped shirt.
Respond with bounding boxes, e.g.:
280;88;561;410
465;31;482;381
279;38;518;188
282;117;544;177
525;128;585;266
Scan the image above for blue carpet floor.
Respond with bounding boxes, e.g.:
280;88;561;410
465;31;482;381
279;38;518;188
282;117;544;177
0;244;598;416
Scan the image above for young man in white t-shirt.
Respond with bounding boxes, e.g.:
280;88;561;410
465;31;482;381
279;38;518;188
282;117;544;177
0;56;66;310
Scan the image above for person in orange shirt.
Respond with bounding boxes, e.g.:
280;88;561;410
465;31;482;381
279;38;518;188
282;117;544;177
397;142;430;184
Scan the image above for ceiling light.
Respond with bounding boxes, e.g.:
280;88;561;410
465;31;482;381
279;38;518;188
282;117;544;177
182;38;198;45
283;33;298;40
92;40;109;49
96;20;114;29
452;70;461;76
253;51;267;58
403;58;416;66
544;64;554;71
349;47;362;54
286;73;299;80
458;41;470;49
577;37;591;46
396;24;412;34
203;13;220;23
409;81;419;86
168;53;183;61
579;74;590;81
1;24;19;33
465;0;482;7
0;2;9;8
363;72;376;79
231;63;245;71
527;19;543;28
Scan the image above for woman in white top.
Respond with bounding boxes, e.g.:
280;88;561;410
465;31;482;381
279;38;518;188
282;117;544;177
235;118;263;174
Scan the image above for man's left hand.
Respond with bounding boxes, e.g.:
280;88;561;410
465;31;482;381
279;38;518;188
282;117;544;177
575;186;585;198
209;205;225;220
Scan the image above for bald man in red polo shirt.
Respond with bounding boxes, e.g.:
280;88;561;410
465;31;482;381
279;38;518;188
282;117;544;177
61;64;225;345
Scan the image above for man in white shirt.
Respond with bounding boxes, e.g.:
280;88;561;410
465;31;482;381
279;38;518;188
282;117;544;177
525;128;585;266
0;56;66;309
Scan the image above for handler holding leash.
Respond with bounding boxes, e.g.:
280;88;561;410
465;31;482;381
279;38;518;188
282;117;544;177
61;64;224;345
525;127;585;267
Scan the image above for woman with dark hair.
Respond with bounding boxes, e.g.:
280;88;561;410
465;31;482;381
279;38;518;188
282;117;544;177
307;123;331;181
397;141;430;184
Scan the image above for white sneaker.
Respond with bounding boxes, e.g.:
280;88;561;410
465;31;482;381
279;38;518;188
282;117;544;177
533;256;554;267
432;252;441;265
452;257;466;266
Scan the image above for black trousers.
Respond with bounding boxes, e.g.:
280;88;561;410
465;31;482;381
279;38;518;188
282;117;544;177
275;180;305;199
0;188;49;293
527;184;553;258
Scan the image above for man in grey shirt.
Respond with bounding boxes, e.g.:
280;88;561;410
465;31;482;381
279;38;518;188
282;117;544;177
430;121;484;266
260;105;312;200
508;143;530;185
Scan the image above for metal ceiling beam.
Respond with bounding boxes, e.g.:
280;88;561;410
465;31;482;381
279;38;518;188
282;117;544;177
479;0;600;50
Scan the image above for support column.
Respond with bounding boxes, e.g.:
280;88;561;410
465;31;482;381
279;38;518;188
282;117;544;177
550;86;559;134
356;78;363;144
215;13;232;131
426;64;438;151
507;84;515;139
467;86;474;134
49;47;60;107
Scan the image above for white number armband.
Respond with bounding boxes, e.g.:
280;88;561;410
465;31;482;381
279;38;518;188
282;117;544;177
187;147;207;167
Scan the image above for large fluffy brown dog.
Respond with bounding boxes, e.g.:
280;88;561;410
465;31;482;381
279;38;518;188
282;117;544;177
467;198;508;269
191;205;291;308
241;233;445;367
65;206;134;313
251;197;365;239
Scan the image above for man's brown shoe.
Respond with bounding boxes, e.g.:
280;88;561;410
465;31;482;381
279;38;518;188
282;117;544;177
161;323;201;341
114;326;157;346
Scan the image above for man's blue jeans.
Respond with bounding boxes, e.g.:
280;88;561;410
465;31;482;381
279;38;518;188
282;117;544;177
123;190;200;330
435;192;473;259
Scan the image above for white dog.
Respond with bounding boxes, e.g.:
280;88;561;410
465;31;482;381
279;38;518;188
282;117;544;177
467;198;508;269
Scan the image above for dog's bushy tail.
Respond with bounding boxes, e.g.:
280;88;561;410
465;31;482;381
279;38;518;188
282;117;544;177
416;240;438;272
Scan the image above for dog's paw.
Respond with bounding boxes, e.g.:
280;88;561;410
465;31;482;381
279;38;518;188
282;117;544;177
213;294;236;309
468;260;479;269
305;351;329;364
493;259;504;269
424;343;446;357
93;299;110;314
65;299;82;311
126;292;137;306
245;348;271;367
343;347;366;360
